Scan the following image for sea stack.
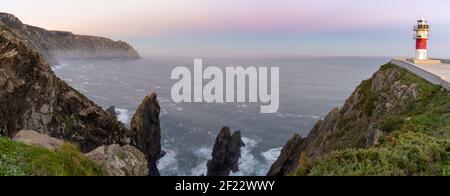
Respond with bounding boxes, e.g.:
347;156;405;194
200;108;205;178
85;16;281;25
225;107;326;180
207;127;245;176
130;93;164;176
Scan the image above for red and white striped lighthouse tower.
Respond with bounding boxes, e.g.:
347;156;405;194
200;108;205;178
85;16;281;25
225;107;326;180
414;16;430;60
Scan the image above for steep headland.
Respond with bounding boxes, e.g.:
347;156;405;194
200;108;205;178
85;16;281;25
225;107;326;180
0;24;160;175
269;63;450;176
0;13;140;65
0;24;129;151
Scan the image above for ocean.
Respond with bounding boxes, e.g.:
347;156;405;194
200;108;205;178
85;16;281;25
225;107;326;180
52;56;387;176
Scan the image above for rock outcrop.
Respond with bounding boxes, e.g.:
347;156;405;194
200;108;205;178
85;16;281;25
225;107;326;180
267;134;304;176
85;144;148;176
13;130;63;151
106;106;118;119
0;24;130;152
207;127;245;176
11;130;148;176
0;13;140;64
130;93;163;176
269;63;424;176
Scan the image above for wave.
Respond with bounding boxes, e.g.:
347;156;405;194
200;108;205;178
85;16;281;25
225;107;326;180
115;108;131;124
190;146;212;176
276;112;321;120
158;149;179;176
231;137;263;176
52;63;68;70
262;147;282;163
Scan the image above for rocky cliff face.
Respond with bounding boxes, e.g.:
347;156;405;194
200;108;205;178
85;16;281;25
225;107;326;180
0;24;165;176
267;134;304;176
0;24;131;152
269;63;450;176
130;93;163;176
207;127;245;176
0;13;140;65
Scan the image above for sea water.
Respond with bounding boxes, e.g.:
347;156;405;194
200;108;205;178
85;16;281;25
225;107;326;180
52;56;386;176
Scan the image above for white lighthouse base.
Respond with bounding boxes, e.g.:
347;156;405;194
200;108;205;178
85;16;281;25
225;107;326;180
415;49;428;60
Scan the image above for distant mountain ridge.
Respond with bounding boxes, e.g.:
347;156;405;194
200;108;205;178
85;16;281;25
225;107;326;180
0;13;140;65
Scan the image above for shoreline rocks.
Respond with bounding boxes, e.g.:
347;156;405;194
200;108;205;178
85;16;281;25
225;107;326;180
86;144;149;176
207;127;245;176
267;134;304;176
130;93;164;176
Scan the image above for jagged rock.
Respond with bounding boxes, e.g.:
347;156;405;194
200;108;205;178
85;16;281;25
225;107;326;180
130;93;163;176
267;134;304;176
0;24;164;176
106;106;118;119
85;144;148;176
13;130;63;151
206;127;245;176
0;23;130;153
0;12;140;64
365;127;382;148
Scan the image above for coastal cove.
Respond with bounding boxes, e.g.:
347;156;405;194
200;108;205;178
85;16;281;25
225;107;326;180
52;57;386;176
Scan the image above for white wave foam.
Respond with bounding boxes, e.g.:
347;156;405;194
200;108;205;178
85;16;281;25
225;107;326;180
115;108;131;124
52;63;68;70
262;147;282;163
232;137;263;176
158;149;178;174
276;112;321;120
175;107;184;112
191;146;212;176
297;114;321;120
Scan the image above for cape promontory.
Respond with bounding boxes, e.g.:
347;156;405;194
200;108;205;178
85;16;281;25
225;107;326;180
269;63;450;176
0;12;140;65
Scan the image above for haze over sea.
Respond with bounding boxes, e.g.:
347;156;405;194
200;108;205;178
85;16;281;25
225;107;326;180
52;56;386;176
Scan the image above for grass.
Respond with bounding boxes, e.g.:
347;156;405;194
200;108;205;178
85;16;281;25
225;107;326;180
0;137;104;176
295;63;450;176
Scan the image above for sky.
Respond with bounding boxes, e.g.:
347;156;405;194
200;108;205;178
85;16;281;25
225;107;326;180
3;0;450;58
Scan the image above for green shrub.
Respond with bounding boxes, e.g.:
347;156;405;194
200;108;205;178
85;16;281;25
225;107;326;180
380;116;405;132
307;132;449;176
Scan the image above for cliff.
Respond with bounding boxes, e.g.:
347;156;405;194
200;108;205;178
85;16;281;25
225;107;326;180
0;24;131;152
0;13;140;64
269;63;450;176
0;22;163;175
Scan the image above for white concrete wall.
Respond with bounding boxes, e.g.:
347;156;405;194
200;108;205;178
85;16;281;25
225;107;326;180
390;58;450;91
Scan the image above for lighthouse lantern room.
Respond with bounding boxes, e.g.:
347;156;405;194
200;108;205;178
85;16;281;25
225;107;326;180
414;17;430;60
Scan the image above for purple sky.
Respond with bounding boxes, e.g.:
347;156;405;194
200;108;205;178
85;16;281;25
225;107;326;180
3;0;450;57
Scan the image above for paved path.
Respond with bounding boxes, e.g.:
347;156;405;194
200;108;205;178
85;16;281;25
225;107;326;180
391;57;450;91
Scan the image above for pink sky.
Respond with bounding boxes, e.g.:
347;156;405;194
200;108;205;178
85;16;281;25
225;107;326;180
3;0;450;57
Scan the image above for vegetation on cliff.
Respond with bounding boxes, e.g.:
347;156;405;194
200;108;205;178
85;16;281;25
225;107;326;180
0;137;103;176
294;63;450;176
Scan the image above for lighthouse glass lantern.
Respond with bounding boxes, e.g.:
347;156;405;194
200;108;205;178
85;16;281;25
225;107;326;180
414;17;430;60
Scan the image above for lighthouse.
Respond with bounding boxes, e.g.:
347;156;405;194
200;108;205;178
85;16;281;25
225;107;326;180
414;16;430;60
